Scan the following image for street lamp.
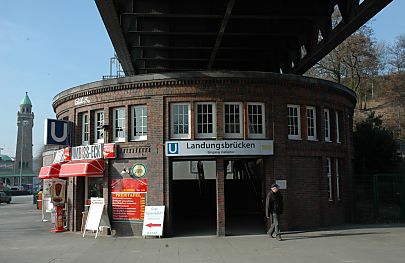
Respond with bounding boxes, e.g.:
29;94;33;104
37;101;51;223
18;120;29;190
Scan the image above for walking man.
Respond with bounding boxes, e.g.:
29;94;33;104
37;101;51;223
265;183;283;241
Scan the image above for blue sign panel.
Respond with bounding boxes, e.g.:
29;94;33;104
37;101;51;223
166;142;179;155
44;119;72;146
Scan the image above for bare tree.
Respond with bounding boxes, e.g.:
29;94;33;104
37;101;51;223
387;35;405;73
306;23;381;109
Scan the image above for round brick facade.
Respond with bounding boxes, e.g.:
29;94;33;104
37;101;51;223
51;71;356;236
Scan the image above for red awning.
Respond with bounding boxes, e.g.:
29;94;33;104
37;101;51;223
38;163;63;179
59;159;105;177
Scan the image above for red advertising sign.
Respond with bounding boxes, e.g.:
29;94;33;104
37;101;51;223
111;178;147;192
103;143;116;159
64;147;71;161
112;192;146;221
111;178;147;221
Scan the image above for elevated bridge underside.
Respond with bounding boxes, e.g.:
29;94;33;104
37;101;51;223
96;0;392;75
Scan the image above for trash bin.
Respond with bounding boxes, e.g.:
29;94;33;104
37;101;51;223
37;191;43;210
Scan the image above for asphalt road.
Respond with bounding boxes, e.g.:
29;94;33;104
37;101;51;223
1;196;405;263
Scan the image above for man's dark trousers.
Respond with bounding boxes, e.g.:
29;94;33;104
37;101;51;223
268;212;280;237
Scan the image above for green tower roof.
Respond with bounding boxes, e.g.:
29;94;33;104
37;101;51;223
20;92;32;106
0;154;13;161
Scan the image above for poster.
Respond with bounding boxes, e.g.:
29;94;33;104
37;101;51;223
111;178;147;221
42;179;53;198
51;178;66;206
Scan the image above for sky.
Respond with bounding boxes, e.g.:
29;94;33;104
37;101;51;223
0;0;404;158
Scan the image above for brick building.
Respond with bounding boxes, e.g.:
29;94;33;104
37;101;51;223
46;71;356;236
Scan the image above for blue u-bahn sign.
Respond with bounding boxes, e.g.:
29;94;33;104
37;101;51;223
44;119;72;146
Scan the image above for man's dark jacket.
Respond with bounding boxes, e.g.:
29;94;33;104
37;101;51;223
265;191;283;217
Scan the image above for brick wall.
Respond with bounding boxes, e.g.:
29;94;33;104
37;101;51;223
52;71;356;236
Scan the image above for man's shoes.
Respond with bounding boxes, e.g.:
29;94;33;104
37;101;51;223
267;230;274;238
276;235;282;241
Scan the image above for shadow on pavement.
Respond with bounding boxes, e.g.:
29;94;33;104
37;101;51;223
282;231;389;241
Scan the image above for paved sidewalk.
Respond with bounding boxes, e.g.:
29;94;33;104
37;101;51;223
1;196;405;263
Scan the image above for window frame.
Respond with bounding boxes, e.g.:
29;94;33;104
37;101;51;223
306;106;317;141
324;108;331;142
335;111;340;143
247;102;266;139
223;102;243;138
170;103;191;139
195;102;217;139
94;110;104;144
131;105;148;141
336;158;341;201
287;104;301;140
113;107;126;142
326;157;333;201
81;112;89;145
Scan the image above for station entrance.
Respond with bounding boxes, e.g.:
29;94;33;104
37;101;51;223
171;160;217;236
224;158;266;235
171;158;266;236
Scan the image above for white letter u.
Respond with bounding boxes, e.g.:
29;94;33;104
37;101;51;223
51;122;68;143
168;143;178;154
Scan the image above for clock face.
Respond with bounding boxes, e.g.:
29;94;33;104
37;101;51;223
131;164;147;178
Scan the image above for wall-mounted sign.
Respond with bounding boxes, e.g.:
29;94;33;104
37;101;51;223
142;206;165;237
111;178;147;221
103;143;117;159
53;147;71;163
71;144;102;160
131;164;147;178
119;146;151;158
44;119;72;146
53;149;64;163
166;140;274;157
64;147;71;161
275;180;287;190
74;96;90;106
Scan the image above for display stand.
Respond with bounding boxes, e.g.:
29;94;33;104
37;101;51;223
142;206;165;238
83;197;110;238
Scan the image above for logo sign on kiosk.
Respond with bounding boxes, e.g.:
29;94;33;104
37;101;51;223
51;179;66;206
71;144;102;160
103;143;117;159
142;206;165;237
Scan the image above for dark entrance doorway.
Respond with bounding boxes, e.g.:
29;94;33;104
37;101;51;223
225;158;265;235
171;160;217;236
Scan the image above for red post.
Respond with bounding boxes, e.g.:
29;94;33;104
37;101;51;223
52;205;65;233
